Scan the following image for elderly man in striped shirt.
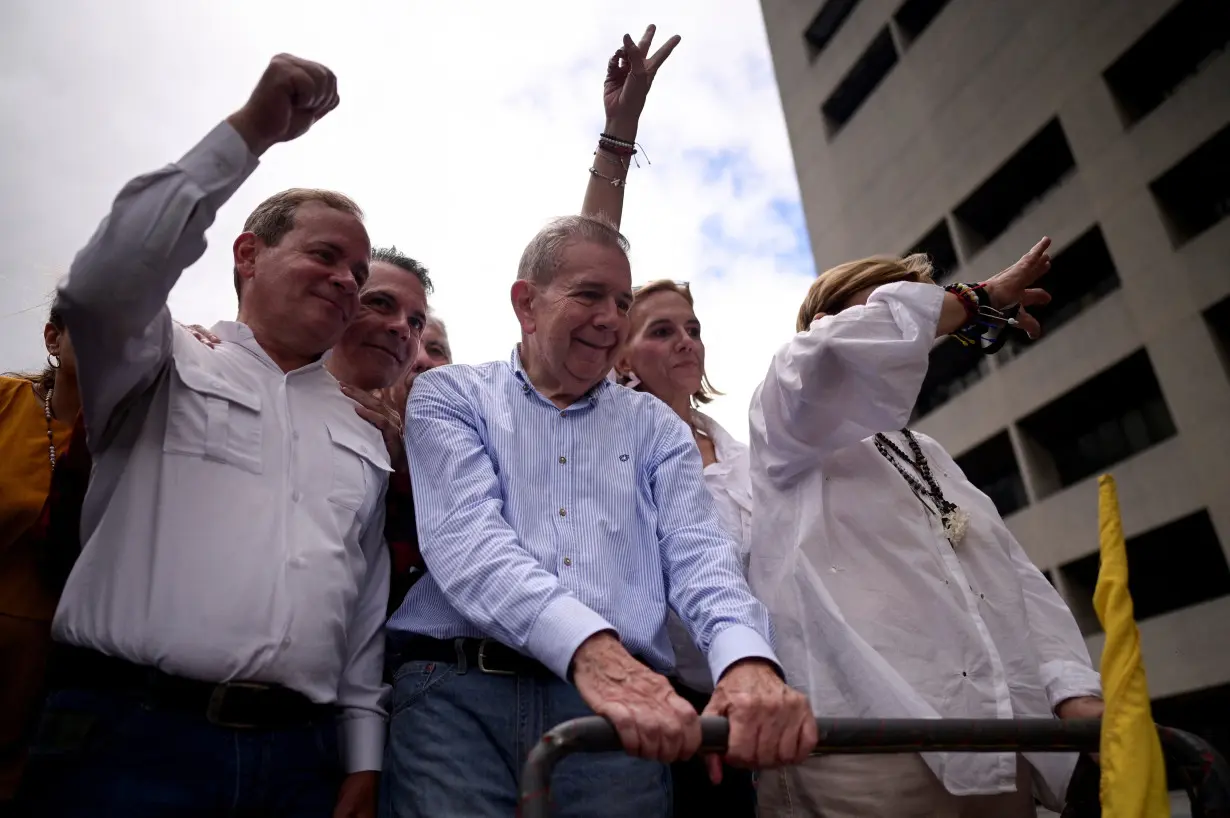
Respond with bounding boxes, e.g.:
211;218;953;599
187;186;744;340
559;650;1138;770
382;214;815;818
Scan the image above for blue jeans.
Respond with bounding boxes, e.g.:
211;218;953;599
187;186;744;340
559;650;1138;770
16;686;341;817
379;653;670;818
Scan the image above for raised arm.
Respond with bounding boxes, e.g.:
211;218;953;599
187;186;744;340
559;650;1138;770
580;25;680;227
405;371;614;681
56;54;339;445
754;238;1054;475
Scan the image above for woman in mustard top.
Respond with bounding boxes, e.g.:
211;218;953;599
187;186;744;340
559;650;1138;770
0;303;80;805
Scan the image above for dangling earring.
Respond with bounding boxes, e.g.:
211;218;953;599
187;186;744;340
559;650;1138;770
622;370;642;389
47;353;60;370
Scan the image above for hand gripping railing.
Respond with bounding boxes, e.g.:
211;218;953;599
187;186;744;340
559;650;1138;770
517;717;1230;818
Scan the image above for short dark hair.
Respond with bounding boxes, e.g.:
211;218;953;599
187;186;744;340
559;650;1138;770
371;246;433;294
234;188;364;300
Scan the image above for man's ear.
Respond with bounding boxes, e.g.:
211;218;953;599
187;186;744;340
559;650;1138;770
510;279;538;335
233;232;260;288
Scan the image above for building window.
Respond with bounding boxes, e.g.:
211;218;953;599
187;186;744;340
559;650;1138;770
821;27;899;136
1018;349;1177;490
1206;295;1230;379
1150;122;1230;248
953;431;1029;517
1059;510;1230;635
804;0;862;58
904;219;959;281
1002;225;1121;359
893;0;953;48
952;118;1076;257
1102;0;1230;126
912;337;987;419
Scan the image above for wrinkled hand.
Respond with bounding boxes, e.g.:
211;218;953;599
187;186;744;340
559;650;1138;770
603;25;681;134
702;660;816;784
332;771;377;818
572;632;701;763
179;322;221;348
227;53;339;157
340;384;407;473
982;236;1054;339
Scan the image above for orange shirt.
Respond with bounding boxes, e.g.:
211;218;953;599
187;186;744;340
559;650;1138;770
0;376;73;619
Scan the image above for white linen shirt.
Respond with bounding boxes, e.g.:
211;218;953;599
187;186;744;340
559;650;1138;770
51;122;393;773
748;282;1101;805
667;410;754;693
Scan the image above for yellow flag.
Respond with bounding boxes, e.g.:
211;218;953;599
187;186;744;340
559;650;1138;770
1093;474;1169;817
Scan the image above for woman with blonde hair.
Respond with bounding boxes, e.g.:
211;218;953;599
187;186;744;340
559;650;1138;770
613;278;755;817
750;239;1105;817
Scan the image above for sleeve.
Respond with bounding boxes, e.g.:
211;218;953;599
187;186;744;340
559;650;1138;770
335;481;393;774
650;413;780;684
1008;535;1103;709
55;122;259;447
405;371;614;681
755;282;945;478
384;470;423;617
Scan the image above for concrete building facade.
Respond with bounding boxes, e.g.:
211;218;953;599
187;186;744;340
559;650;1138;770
759;0;1230;779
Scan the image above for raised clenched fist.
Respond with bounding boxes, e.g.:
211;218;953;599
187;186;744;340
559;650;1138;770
226;54;339;157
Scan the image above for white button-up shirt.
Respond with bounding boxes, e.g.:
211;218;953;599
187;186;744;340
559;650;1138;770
748;282;1101;805
52;122;392;773
667;410;754;693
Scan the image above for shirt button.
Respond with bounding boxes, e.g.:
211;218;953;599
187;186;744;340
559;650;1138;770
558;508;567;517
559;411;566;417
962;671;968;677
559;456;567;464
292;490;302;502
563;557;572;566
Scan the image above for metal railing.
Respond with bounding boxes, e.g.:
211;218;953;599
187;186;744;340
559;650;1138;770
517;717;1230;818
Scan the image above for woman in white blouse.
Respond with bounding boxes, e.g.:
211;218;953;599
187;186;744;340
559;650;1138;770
751;240;1105;818
613;279;755;818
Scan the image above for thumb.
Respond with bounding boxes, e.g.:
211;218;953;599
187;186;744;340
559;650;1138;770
699;695;725;785
705;753;724;785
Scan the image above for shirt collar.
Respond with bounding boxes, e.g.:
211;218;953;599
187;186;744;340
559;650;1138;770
509;345;610;409
210;321;331;374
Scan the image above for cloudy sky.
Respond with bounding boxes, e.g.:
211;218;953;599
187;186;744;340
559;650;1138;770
0;0;816;439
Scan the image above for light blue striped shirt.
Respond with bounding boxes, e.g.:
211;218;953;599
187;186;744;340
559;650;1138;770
391;348;778;682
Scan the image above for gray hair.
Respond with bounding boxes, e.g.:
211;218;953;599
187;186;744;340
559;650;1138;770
372;245;433;294
424;309;452;361
516;215;630;285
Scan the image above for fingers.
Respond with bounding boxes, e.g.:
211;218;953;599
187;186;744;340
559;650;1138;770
622;33;646;71
636;24;656;56
788;698;819;765
1019;287;1051;307
671;691;702;760
705;754;724;786
646;34;682;73
599;702;643;759
1025;235;1052;261
1014;308;1042;340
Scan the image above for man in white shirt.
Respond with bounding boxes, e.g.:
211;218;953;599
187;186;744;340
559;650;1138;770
18;55;391;818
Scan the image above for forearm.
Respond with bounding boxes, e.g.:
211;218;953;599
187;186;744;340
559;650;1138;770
59;121;258;431
580;117;634;227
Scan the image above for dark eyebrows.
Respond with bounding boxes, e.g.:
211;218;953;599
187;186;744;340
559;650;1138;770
359;286;394;303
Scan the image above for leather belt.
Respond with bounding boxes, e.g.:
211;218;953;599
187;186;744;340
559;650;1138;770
396;636;554;677
49;645;334;730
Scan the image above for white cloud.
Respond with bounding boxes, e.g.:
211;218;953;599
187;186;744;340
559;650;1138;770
0;0;815;440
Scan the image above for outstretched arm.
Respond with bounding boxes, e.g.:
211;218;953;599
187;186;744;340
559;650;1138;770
580;25;680;228
57;54;340;446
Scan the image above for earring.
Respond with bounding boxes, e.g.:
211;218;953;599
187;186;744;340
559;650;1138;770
47;353;60;370
622;370;641;389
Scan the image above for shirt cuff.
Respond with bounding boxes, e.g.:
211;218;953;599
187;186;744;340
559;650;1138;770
177;121;261;198
707;624;781;684
526;595;616;681
337;710;386;773
1041;659;1103;711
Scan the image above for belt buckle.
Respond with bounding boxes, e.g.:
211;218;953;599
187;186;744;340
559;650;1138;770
476;640;516;676
206;682;269;729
